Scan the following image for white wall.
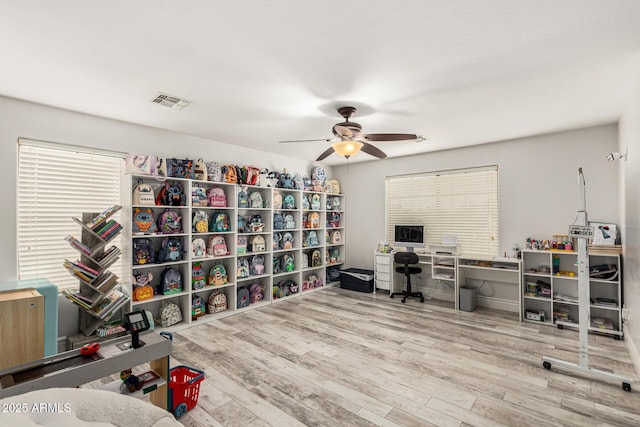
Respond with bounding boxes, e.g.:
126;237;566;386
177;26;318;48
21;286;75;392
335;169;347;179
0;95;329;338
0;94;627;351
619;82;640;371
334;125;620;271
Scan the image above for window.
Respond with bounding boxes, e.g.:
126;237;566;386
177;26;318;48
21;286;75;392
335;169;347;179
385;166;499;255
17;139;125;290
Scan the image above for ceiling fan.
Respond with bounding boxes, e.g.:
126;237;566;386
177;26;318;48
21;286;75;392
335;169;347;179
279;106;423;161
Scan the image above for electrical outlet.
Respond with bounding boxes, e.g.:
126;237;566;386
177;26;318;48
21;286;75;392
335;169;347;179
622;308;630;321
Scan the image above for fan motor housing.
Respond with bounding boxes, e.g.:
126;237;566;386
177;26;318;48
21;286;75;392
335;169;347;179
332;121;362;137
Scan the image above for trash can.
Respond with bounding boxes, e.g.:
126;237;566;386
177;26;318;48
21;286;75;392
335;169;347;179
459;286;476;312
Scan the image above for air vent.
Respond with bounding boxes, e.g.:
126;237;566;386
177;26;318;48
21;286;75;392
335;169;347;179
150;92;191;110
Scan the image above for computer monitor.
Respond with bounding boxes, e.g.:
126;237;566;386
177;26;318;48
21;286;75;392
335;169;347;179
393;225;425;252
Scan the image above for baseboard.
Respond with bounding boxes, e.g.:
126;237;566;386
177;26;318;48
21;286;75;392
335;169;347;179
57;336;67;353
424;288;454;302
624;324;640;378
476;295;519;313
418;287;519;314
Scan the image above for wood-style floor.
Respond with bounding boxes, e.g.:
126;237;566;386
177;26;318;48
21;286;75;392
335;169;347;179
167;288;639;426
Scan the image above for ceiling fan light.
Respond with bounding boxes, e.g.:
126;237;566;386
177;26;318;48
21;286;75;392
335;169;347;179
332;140;363;158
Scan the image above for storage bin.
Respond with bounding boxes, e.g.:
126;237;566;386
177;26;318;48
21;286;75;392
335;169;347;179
459;286;476;312
340;268;374;293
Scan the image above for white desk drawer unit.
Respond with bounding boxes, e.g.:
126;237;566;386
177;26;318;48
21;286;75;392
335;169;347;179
376;260;391;274
374;251;393;292
376;271;391;282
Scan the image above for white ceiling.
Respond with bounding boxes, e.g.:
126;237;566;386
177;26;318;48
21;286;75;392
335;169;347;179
1;1;640;165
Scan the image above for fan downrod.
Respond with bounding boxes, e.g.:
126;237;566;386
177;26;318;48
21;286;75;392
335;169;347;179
337;106;357;121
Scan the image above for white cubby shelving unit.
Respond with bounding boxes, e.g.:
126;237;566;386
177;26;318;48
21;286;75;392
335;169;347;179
521;249;623;339
126;175;345;330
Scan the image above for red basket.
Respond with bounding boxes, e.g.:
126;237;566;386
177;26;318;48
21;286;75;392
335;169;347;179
169;365;205;417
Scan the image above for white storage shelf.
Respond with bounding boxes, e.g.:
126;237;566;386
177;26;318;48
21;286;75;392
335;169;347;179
521;249;623;338
432;255;456;282
127;175;345;329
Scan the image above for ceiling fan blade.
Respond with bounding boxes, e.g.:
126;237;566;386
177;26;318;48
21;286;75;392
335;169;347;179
361;133;420;142
279;138;331;143
360;142;387;159
316;146;335;161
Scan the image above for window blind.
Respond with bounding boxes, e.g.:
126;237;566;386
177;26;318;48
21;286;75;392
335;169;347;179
17;139;125;291
385;166;499;255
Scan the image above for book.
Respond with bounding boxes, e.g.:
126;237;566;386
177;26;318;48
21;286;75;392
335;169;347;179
63;260;97;282
87;205;122;229
97;250;121;268
65;235;92;256
93;246;121;268
92;289;126;318
594;297;618;307
101;224;123;241
97;297;129;320
591;317;614;330
92;271;119;292
94;219;117;235
63;290;94;310
75;260;100;276
96;246;119;262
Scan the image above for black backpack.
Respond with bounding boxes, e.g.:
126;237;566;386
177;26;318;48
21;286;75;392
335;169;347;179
133;238;154;265
327;265;341;282
158;267;182;295
157;237;184;263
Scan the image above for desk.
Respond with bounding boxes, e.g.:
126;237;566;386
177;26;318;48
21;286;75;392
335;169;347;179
391;251;521;315
390;251;442;297
457;254;521;314
0;330;171;410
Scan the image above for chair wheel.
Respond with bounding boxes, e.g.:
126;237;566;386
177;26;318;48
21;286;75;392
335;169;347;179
420;298;424;303
390;294;394;298
401;299;406;303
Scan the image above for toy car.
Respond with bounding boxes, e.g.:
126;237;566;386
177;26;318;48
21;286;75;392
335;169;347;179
80;342;100;355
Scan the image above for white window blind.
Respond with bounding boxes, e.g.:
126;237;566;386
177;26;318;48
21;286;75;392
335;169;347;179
17;139;125;291
385;166;499;255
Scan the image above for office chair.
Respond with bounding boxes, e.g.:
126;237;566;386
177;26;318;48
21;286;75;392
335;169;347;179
390;251;424;303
